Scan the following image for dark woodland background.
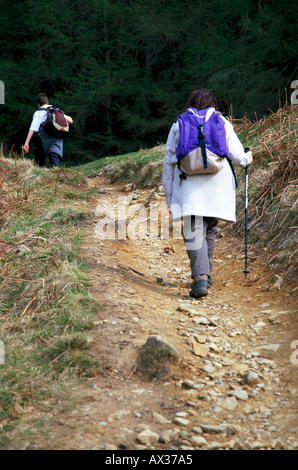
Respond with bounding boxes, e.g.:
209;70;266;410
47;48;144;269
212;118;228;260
0;0;297;165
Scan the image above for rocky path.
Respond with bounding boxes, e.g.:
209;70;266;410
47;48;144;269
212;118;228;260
15;176;298;450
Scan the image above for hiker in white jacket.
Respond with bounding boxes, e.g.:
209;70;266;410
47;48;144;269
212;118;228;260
162;89;253;298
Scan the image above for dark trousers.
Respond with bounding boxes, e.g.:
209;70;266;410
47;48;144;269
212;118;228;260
34;135;46;166
183;216;218;278
34;135;60;167
48;152;60;167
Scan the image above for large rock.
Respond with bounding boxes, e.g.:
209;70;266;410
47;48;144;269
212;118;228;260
136;335;179;379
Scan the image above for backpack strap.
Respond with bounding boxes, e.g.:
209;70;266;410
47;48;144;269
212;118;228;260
36;106;55;111
227;159;238;188
177;160;187;185
197;124;208;169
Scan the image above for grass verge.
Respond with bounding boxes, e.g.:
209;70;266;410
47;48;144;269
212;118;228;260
0;157;99;445
80;144;165;187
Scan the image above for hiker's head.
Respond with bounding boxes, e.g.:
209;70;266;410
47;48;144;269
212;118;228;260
36;93;49;107
185;89;218;111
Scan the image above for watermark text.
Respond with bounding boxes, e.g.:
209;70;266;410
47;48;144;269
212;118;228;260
290;80;298;105
94;197;203;250
0;341;4;364
290;340;298;365
0;81;4;104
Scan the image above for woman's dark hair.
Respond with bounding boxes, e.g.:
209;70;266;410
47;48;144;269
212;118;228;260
36;93;49;106
184;89;218;111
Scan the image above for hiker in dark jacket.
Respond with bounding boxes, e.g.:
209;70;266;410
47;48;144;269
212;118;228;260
24;93;73;167
162;89;253;298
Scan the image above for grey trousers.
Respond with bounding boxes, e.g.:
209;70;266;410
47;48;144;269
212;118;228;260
182;216;218;278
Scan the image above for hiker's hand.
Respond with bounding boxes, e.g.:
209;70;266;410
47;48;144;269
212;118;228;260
246;150;253;165
24;143;29;153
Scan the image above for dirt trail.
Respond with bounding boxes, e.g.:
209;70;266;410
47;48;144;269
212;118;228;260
13;176;298;450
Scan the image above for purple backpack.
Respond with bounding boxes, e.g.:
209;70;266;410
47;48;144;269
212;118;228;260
176;107;235;183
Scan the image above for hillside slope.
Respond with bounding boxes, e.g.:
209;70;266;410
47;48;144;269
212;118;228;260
0;106;297;450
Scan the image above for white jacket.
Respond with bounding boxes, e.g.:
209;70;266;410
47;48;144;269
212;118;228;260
162;109;250;222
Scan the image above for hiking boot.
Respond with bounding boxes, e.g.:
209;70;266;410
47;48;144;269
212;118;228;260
208;276;212;289
190;279;208;298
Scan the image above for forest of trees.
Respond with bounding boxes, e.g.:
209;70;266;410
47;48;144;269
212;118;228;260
0;0;297;165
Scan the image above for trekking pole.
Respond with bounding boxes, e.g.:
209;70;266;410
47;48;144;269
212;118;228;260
243;148;250;278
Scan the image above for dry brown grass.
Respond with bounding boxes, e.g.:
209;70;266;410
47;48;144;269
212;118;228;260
0;154;99;434
228;105;297;279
